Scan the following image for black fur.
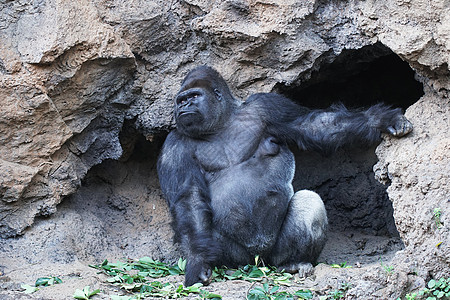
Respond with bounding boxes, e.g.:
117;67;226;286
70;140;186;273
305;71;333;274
157;66;412;286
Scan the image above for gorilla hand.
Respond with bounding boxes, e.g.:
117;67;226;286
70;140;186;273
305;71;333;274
185;257;212;286
386;114;413;137
365;104;413;138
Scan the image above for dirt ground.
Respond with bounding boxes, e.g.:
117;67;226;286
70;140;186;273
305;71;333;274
0;230;403;300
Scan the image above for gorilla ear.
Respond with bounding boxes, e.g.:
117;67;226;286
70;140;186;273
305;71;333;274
214;89;223;102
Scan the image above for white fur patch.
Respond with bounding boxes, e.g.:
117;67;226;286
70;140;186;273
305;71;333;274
290;190;328;240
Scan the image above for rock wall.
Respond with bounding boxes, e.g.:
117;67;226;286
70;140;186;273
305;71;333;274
0;0;449;295
375;92;450;279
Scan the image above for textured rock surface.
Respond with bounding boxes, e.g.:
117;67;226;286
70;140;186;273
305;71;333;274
0;0;449;298
375;92;450;280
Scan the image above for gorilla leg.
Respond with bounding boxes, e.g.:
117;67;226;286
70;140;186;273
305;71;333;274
213;231;254;268
268;190;328;276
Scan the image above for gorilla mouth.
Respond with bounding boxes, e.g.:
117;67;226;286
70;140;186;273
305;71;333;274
177;110;198;117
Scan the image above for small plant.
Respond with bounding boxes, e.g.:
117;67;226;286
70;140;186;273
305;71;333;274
330;261;352;269
419;277;450;299
405;293;417;300
434;208;443;229
397;277;450;300
247;283;313;300
396;294;418;300
379;258;395;276
35;276;63;287
212;256;293;286
247;283;286;300
91;257;221;299
21;284;38;294
73;286;101;299
90;257;186;279
327;282;351;299
21;276;63;294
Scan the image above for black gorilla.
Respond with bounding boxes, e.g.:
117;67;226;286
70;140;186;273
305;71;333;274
157;66;412;286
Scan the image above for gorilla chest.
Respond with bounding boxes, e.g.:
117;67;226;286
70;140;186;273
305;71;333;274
194;117;264;172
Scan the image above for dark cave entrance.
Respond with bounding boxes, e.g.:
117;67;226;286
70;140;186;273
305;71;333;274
276;43;424;242
277;42;423;110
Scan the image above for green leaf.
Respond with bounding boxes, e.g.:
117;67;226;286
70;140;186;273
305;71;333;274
73;288;88;300
73;286;100;299
295;289;314;299
35;276;62;287
249;286;266;295
88;288;100;297
247;294;262;300
35;277;50;286
248;269;265;278
428;279;437;289
178;257;187;272
270;285;280;294
201;290;222;299
138;256;156;265
21;284;38;294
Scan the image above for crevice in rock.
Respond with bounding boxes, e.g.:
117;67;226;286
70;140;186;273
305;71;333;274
42;121;177;263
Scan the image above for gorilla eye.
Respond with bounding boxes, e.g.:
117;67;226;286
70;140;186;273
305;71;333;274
176;89;203;105
187;94;199;102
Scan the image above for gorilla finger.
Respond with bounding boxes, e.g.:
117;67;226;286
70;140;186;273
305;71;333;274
387;126;397;136
395;118;413;137
403;118;413;134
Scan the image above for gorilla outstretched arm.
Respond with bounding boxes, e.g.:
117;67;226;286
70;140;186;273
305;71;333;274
247;93;412;154
157;132;219;286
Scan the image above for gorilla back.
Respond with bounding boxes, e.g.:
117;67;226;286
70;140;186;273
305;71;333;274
157;66;413;286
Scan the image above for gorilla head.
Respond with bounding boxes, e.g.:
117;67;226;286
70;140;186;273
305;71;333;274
174;66;240;138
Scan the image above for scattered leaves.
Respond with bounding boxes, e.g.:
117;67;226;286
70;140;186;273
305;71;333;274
247;282;313;300
35;276;63;287
21;284;38;294
330;262;352;269
73;286;101;299
212;256;293;286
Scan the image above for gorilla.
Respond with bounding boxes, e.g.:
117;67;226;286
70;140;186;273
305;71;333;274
157;66;412;286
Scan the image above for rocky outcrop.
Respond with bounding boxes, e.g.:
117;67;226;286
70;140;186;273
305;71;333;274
375;92;450;280
0;0;136;236
0;0;449;297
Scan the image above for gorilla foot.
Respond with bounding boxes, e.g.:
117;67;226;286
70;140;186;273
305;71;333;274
387;115;413;137
278;262;314;278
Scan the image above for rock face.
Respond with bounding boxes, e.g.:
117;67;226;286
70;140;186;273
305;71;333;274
375;93;450;279
0;0;449;297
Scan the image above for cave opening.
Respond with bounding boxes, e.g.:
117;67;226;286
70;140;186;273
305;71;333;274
277;42;423;110
276;42;424;263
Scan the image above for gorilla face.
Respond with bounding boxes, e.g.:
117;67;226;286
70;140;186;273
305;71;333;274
174;66;238;138
175;84;218;137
